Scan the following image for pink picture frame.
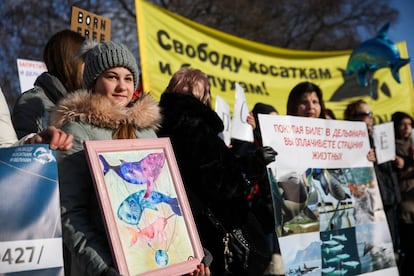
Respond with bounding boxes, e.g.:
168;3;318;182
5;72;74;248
84;138;204;276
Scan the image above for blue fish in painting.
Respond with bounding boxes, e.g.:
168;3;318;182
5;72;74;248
99;152;165;197
346;22;410;87
117;189;182;225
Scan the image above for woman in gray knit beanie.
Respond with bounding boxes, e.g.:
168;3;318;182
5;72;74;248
50;40;209;276
50;40;161;276
82;40;139;91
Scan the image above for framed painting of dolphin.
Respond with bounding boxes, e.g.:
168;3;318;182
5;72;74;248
84;138;204;276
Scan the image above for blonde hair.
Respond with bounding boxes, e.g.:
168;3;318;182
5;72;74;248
164;67;211;107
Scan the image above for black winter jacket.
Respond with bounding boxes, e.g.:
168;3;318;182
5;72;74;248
157;93;270;275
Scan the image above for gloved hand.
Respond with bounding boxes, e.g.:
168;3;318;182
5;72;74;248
101;267;120;276
256;146;277;165
202;247;213;267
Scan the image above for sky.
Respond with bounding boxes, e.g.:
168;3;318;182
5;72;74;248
389;0;414;80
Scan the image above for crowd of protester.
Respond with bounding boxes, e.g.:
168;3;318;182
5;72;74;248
2;29;413;276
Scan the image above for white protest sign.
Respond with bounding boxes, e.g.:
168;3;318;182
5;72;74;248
259;114;372;172
16;58;47;93
258;114;398;276
215;95;231;146
411;129;414;145
0;88;18;147
230;83;253;142
373;122;395;164
0;238;63;273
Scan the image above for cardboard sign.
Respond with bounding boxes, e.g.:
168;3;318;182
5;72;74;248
71;6;111;42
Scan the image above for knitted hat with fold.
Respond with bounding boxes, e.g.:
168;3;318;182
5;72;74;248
82;40;139;89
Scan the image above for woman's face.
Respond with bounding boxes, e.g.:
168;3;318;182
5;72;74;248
93;67;134;107
399;118;412;139
296;91;321;118
354;103;374;133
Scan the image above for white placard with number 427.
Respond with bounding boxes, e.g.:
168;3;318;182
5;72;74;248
0;238;63;273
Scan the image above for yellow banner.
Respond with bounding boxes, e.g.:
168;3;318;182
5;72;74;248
135;0;413;122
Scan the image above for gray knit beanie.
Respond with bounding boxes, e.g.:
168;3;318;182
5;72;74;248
82;41;139;89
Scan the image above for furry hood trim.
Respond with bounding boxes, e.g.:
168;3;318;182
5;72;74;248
50;90;161;131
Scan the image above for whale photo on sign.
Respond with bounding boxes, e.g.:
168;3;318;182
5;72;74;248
346;22;410;87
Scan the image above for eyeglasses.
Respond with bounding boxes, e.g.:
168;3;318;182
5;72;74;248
355;111;373;118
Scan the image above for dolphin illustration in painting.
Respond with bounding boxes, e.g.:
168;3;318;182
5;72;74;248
117;189;182;225
99;152;165;197
346;22;410;87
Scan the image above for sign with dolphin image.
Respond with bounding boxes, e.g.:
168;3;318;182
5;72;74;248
84;138;204;276
259;114;399;276
0;145;64;275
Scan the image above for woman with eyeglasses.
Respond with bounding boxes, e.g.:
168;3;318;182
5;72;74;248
344;99;401;262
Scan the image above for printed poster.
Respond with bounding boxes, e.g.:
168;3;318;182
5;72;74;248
0;145;64;275
16;59;46;93
259;115;398;276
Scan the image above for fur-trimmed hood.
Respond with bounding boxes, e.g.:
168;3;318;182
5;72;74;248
50;90;161;131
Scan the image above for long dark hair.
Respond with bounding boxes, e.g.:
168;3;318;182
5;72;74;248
286;81;326;118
